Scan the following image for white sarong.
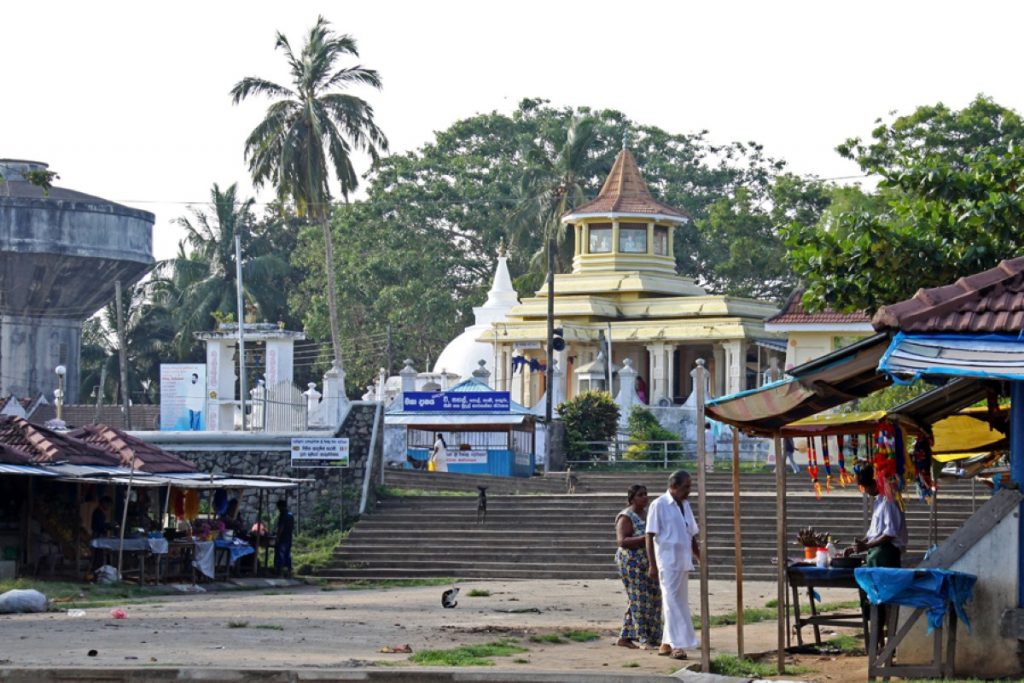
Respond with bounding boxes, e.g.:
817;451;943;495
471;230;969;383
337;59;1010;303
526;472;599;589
660;568;698;649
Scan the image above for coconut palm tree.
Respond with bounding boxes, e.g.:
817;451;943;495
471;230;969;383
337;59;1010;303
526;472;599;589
230;16;388;372
166;183;289;357
511;115;600;423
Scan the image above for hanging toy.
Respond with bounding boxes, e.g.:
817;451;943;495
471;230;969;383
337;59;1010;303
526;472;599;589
872;421;904;510
911;436;935;502
821;435;834;493
836;434;855;486
806;437;822;499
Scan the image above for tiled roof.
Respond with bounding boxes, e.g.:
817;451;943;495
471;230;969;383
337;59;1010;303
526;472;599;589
0;443;34;465
0;415;120;466
766;289;871;325
873;256;1024;333
565;148;686;219
69;424;196;473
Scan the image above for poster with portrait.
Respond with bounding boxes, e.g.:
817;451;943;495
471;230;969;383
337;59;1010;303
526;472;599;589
160;364;207;431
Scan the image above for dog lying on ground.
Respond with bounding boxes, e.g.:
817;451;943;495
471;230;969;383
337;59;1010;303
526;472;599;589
476;486;488;524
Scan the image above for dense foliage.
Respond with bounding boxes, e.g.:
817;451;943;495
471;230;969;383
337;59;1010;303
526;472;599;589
557;391;620;461
786;95;1024;312
624;406;681;461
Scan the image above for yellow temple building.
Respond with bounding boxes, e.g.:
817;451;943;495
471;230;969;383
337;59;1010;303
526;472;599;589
486;144;785;409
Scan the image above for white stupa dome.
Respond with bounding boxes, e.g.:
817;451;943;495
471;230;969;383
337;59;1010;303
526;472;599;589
433;248;519;380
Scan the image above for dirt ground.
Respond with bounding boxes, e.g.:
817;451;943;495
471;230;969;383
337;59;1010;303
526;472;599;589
0;578;868;680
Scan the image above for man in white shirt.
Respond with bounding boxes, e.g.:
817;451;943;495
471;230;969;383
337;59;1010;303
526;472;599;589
646;470;700;660
849;463;907;567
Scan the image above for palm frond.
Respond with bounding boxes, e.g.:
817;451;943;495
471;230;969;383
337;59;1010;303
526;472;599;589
229;76;294;104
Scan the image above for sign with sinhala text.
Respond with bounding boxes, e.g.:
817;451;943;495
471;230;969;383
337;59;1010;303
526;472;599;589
447;449;489;465
403;391;511;412
290;438;349;468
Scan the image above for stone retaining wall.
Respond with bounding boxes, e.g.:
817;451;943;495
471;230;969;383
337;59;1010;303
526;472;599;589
174;402;382;532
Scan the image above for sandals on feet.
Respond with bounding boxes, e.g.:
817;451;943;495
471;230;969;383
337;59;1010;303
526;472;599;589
614;639;638;649
670;649;688;660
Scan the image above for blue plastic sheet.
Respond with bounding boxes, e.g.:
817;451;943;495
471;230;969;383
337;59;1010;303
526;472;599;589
854;568;977;632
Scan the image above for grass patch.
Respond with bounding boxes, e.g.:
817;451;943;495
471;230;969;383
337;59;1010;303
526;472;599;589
466;589;491;597
408;639;528;666
695;606;777;629
293;528;346;574
564;629;600;642
623;661;640;668
254;623;284;630
818;599;861;612
377;485;474;497
709;654;812;677
513;658;530;664
827;634;865;654
529;629;599;644
226;620;249;628
343;577;457;590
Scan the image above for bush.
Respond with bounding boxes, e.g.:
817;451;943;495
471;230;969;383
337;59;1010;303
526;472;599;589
625;406;680;460
558;391;619;461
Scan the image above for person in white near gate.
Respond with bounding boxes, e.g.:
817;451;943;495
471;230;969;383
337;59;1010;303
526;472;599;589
430;432;449;472
645;469;700;660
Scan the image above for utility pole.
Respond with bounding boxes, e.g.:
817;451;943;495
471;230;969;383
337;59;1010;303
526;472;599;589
235;235;247;431
385;324;393;376
114;280;132;430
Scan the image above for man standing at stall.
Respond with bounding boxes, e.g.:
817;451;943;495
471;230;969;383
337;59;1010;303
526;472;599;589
850;464;907;567
275;499;294;578
646;470;700;660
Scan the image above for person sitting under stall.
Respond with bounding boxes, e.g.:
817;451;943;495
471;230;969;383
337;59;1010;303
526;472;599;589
219;499;247;538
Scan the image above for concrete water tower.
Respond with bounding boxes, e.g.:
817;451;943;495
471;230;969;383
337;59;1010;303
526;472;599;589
0;159;155;403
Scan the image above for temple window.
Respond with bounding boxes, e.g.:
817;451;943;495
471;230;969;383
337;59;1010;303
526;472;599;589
653;226;669;255
619;223;647;253
588;223;612;253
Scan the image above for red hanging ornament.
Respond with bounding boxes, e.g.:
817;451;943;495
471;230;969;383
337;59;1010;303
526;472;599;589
806;437;822;499
821;435;834;493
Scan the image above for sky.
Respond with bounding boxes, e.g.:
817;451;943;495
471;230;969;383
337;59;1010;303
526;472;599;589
4;1;1023;261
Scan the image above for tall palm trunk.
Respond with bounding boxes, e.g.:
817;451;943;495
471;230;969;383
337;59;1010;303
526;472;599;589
321;214;344;368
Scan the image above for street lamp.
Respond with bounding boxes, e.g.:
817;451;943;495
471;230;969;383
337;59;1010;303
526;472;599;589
54;365;67;421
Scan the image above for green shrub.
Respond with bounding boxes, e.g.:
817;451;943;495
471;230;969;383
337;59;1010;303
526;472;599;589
625;406;680;460
558;391;619;461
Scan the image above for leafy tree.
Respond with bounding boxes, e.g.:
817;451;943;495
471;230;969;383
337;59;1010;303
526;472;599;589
557;391;619;462
787;95;1024;312
624;406;680;461
231;17;388;370
294;100;818;391
165;183;290;357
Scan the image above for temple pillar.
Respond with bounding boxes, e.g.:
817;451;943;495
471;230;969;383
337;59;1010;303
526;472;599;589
646;342;677;406
720;340;748;396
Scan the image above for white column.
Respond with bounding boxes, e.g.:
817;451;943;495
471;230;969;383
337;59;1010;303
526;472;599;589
264;339;294;387
614;358;641;428
205;339;235;431
646;342;677;405
720;340;748;396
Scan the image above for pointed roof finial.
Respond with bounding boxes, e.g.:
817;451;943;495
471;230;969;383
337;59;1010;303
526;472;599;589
622;129;629;150
497;238;507;258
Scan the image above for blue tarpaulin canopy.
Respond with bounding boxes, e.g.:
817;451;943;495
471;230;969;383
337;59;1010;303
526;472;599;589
880;332;1024;383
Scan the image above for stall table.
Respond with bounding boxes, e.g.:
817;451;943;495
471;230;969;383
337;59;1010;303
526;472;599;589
89;537;168;584
787;563;869;648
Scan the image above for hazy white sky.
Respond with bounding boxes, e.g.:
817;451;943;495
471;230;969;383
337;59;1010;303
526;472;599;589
4;1;1022;261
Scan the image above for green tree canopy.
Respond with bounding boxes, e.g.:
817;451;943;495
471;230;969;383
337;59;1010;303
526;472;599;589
786;95;1024;312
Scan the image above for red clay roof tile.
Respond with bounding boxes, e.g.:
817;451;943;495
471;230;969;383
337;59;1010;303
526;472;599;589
565;148;686;219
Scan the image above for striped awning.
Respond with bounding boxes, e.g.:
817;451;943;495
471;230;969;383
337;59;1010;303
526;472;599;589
880;332;1024;382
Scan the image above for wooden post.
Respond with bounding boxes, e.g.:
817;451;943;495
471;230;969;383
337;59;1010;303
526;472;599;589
774;432;787;674
732;427;744;658
695;359;711;672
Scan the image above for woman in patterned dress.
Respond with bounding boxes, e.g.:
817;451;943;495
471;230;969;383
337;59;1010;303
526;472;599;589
615;484;662;648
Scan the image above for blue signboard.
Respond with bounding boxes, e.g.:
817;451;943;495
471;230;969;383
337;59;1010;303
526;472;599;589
403;391;511;412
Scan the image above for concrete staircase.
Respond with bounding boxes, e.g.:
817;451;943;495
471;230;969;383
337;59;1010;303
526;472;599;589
320;470;981;581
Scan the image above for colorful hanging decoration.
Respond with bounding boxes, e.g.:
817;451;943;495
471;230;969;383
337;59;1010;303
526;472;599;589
821;436;834;493
806;437;822;499
836;434;855;486
872;421;905;510
511;356;547;374
911;436;935;502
